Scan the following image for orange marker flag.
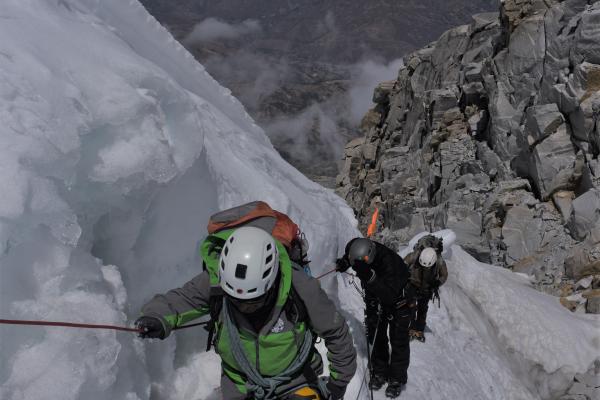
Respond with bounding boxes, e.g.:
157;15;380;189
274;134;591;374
366;207;379;237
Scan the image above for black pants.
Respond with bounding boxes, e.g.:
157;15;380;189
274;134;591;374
365;291;411;384
412;290;433;332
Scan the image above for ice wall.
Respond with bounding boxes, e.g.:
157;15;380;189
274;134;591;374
0;1;358;399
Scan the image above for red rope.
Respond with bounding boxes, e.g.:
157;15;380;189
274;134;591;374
0;319;209;332
315;267;338;280
0;319;141;332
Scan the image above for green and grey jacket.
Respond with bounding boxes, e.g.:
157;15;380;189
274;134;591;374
141;231;356;397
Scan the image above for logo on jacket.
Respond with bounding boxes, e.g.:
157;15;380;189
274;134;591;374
271;318;285;333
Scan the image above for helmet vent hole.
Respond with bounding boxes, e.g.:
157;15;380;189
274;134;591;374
226;282;234;290
266;243;272;251
247;288;257;294
221;260;225;270
235;264;248;279
265;254;273;264
224;246;229;256
262;267;272;279
229;237;234;243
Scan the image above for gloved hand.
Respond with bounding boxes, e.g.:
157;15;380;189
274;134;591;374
352;261;374;282
319;376;346;400
335;257;351;273
135;316;166;339
403;283;417;301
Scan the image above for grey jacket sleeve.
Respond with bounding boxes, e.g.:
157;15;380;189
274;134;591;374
291;269;357;386
141;271;211;337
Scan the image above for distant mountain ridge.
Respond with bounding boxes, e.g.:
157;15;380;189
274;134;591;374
140;0;500;184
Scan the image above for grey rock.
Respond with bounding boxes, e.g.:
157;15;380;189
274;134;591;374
344;137;364;157
530;127;581;200
574;368;600;389
558;395;588;400
464;62;483;83
581;159;600;192
471;12;501;33
568;189;600;241
568;380;600;398
506;14;546;77
373;81;395;104
575;276;594;290
502;206;544;265
573;4;600;65
569;90;600;143
498;179;532;193
461;81;487;108
552;191;575;222
362;141;379;162
443;108;464;125
383;146;410;158
525;104;565;143
431;89;459;118
564;234;600;279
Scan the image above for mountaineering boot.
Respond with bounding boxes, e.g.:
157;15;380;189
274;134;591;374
385;380;405;398
409;329;425;342
368;374;386;391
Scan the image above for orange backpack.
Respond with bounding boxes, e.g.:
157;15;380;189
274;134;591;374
207;201;300;250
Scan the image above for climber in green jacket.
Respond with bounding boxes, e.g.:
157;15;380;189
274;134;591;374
135;226;357;400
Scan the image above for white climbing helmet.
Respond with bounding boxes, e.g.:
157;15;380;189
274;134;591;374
219;226;279;300
418;247;437;268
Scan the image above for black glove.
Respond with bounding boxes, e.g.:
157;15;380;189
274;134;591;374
335;257;351;272
135;316;166;339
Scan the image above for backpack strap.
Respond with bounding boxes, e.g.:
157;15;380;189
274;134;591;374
284;284;308;325
205;286;224;351
205;236;226;256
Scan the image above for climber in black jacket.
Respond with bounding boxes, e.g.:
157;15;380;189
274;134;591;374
336;238;414;398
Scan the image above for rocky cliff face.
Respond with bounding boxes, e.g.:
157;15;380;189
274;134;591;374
337;0;600;312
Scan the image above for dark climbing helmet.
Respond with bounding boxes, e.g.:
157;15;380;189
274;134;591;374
347;238;376;266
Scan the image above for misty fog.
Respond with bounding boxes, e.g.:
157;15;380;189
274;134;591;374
183;16;404;182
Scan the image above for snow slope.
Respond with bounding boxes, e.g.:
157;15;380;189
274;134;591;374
0;1;598;400
334;231;599;400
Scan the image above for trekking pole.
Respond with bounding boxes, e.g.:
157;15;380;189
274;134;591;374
0;318;209;332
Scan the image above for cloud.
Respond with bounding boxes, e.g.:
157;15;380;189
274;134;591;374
348;58;404;125
184;18;261;43
195;30;404;178
202;50;291;113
